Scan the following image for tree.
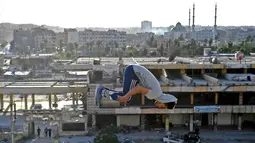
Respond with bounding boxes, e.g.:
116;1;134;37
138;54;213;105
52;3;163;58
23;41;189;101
94;125;121;143
204;39;208;46
0;41;8;48
59;39;63;52
209;38;213;47
142;48;148;56
74;42;79;56
178;34;184;41
228;41;233;49
158;43;164;56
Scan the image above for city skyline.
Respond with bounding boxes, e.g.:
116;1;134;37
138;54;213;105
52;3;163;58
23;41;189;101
0;0;254;28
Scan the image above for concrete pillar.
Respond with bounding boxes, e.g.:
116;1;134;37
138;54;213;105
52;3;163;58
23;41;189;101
116;115;120;127
140;115;145;131
48;93;52;109
84;114;88;131
190;93;194;105
54;93;58;109
180;69;186;74
23;121;29;137
0;93;3;110
24;94;28;110
72;93;75;106
92;114;96;131
189;114;194;131
239;93;243;105
165;115;169;132
31;94;35;106
238;114;242;131
244;68;247;73
141;95;145;105
76;93;79;105
222;68;227;74
215;92;218;105
213;113;218;131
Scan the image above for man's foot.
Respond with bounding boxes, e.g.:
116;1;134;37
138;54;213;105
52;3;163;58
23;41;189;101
95;85;106;105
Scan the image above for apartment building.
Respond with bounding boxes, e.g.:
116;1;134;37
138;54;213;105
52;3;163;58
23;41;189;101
78;29;126;47
12;28;34;54
141;21;152;32
32;26;57;52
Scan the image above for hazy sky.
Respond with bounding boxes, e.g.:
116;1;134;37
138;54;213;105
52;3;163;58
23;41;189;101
0;0;254;28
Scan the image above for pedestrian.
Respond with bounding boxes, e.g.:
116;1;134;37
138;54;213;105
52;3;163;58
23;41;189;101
48;127;52;137
37;127;41;138
44;127;48;137
95;64;178;108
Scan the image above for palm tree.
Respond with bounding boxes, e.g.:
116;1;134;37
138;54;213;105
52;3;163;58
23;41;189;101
204;39;208;46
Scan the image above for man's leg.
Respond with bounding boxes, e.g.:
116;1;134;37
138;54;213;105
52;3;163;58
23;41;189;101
109;65;139;102
95;65;139;104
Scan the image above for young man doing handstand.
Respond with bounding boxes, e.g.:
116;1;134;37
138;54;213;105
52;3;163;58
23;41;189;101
95;64;177;109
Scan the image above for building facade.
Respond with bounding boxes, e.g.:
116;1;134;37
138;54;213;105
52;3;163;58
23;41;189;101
85;58;255;132
12;28;34;54
32;26;57;53
141;21;152;32
78;29;126;47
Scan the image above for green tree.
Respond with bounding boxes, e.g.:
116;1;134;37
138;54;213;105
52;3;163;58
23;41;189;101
59;39;63;52
142;48;148;56
158;43;164;56
204;39;208;46
74;42;79;56
209;38;213;47
0;41;8;48
228;41;233;49
94;125;120;143
178;34;184;41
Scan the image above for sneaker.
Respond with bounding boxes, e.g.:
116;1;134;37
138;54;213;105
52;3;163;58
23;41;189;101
95;85;106;105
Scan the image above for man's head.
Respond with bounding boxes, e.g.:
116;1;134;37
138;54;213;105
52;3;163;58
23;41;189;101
154;93;178;109
154;101;177;109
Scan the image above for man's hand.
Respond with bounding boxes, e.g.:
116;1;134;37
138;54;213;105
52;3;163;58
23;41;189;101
118;96;129;103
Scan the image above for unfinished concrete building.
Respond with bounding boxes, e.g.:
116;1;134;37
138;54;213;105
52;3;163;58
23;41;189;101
86;57;255;132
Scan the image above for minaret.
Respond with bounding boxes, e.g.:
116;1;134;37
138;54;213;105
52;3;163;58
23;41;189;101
214;4;217;30
192;3;195;32
189;8;191;30
214;4;218;41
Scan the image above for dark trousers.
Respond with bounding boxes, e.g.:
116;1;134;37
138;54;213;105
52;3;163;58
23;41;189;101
107;65;140;103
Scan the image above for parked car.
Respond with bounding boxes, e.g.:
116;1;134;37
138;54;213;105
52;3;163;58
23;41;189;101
31;104;42;110
162;132;184;143
183;131;201;143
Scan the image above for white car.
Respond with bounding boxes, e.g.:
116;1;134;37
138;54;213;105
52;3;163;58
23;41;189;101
162;133;184;143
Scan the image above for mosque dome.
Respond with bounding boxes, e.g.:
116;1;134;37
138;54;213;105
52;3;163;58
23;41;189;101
171;22;187;32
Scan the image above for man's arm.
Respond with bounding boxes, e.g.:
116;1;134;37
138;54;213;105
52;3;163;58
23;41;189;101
118;86;149;103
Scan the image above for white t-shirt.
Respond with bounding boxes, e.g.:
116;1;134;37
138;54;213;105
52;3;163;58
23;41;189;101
132;65;162;99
